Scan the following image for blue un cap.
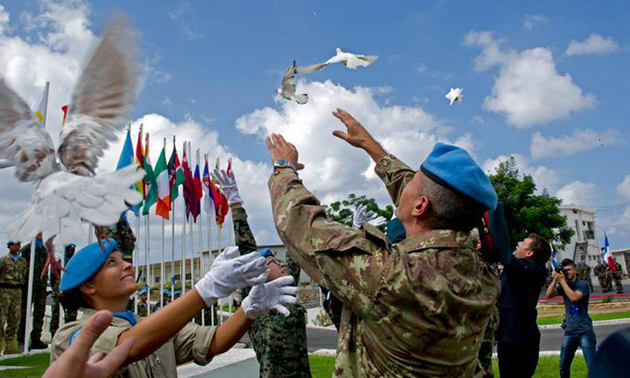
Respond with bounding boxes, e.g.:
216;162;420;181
138;287;148;296
60;239;118;292
259;248;275;258
421;143;498;211
7;240;16;248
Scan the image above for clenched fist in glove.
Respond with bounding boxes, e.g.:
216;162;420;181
213;169;243;206
353;204;387;229
241;276;299;319
195;246;269;306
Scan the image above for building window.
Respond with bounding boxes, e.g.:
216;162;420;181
154;276;160;284
174;275;181;281
185;273;191;280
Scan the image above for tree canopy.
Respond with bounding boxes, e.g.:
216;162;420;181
489;156;574;251
323;193;394;232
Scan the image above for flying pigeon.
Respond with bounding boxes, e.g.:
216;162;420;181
275;60;309;104
0;15;144;259
445;88;463;105
295;48;379;74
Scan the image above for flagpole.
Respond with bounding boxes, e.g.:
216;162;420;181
160;137;166;309
145;132;152;315
181;141;187;295
189;141;195;322
217;225;222;325
135;123;143;315
23;238;36;353
196;148;205;325
42;81;49;129
171;135;176;302
205;153;215;326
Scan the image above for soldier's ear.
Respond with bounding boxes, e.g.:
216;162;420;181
79;281;97;296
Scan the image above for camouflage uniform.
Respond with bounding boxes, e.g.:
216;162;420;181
582;263;593;291
0;251;28;347
268;155;500;377
17;240;48;346
605;266;614;293
102;216;137;262
596;263;606;292
475;263;501;378
50;249;78;338
614;262;624;294
232;206;311;378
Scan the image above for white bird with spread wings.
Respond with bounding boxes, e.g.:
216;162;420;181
0;16;144;251
275;60;309;104
296;47;379;74
445;87;463;105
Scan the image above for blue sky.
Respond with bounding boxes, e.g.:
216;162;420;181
0;0;628;259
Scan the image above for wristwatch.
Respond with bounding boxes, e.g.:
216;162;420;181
273;159;298;171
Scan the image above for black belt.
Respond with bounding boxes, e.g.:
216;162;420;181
0;283;24;289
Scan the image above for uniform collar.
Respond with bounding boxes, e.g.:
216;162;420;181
10;252;22;261
396;229;475;252
82;308;139;326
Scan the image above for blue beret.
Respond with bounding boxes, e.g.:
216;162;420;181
60;239;118;292
259;248;275;258
421;143;497;211
174;290;181;296
138;287;148;296
7;240;16;247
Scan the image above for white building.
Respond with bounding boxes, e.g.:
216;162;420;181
559;205;600;267
611;248;630;275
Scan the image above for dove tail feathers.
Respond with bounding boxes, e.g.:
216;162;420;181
296;94;309;105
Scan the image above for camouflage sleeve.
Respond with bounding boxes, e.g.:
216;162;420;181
286;253;301;284
374;154;416;207
268;168;389;317
231;207;258;255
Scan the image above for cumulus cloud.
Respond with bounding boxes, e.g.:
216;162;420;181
464;30;596;127
617;175;630;199
556;181;597;206
236;79;479;204
522;14;547;31
565;33;620;56
530;128;624;159
0;5;10;35
482;154;561;193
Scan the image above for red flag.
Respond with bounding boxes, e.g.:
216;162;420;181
61;105;69;127
192;163;203;222
226;158;232;177
182;148;194;219
135;130;145;199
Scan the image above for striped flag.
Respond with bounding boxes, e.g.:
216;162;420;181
203;159;215;216
135;130;146;200
142;134;157;215
155;146;171;219
604;233;616;273
168;146;185;202
192;163;203;222
182;148;194;219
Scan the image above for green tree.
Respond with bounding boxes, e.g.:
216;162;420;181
489;156;574;250
322;193;394;231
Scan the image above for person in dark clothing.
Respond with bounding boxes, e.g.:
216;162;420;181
497;233;551;378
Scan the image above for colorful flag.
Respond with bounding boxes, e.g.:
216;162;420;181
182;148;194;219
61;105;69;127
31;84;49;126
550;251;559;270
142;134;157;215
604;233;616;272
202;159;215;216
116;129;140;216
168;146;185;202
192;163;203;222
155;146;171;220
135;130;145;199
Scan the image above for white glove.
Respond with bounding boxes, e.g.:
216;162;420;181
353;204;387;229
241;276;298;319
195;246;269;306
213;169;243;206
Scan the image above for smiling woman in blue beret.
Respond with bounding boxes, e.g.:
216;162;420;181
50;240;297;378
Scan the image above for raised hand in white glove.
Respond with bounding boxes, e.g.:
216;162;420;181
241;276;298;319
213;169;243;206
195;246;269;306
353;204;387;229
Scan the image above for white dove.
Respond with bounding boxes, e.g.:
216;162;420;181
275;60;309;104
0;15;144;250
445;88;463;105
296;48;378;74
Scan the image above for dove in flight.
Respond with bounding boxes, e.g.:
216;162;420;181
445;88;463;105
0;15;144;253
275;60;309;104
296;48;378;74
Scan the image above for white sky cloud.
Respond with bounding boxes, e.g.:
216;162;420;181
556;181;597;206
465;30;596;127
530;128;624;159
565;33;620;56
235;79;478;204
0;5;10;35
616;175;630;199
522;14;547;31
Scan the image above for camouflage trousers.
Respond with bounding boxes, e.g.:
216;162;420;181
17;280;47;343
249;304;312;378
0;288;22;343
475;306;498;378
615;278;624;293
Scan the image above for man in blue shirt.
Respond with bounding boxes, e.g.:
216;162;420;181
546;258;596;378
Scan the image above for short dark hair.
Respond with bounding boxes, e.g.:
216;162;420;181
58;287;91;312
528;233;552;265
561;258;575;268
418;175;485;232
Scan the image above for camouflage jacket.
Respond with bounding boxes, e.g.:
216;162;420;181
19;241;48;284
232;207;311;378
0;253;28;285
102;217;137;262
268;155;500;378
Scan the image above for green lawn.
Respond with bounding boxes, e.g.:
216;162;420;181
0;351;589;378
308;355;587;378
537;310;630;326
